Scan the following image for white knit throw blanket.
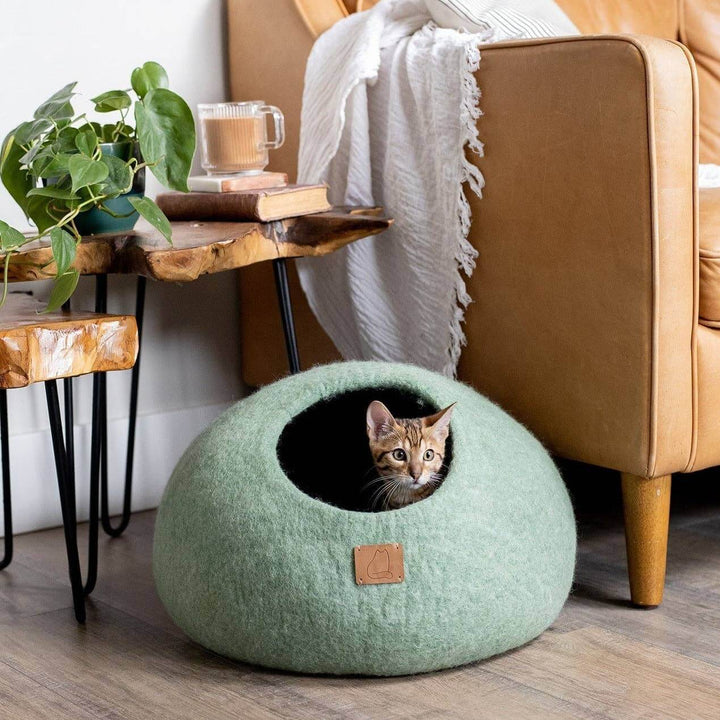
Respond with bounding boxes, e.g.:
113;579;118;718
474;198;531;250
297;0;577;376
297;0;716;376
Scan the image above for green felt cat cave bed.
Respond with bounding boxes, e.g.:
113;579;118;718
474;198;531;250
153;361;576;676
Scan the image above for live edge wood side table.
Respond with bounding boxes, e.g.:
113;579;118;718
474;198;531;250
8;207;390;375
0;207;390;620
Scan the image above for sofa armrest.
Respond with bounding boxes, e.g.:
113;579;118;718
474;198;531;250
459;35;698;477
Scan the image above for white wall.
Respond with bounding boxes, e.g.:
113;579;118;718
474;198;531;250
0;0;247;534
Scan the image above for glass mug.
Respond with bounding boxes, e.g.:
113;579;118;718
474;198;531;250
198;101;285;175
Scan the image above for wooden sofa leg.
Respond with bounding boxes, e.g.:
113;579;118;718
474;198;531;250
620;473;672;608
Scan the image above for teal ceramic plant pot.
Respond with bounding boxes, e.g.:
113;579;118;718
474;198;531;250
73;142;145;236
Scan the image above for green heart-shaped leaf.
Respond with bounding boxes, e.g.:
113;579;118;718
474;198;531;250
92;89;132;113
75;125;99;156
52;126;79;154
128;195;172;244
100;154;133;196
44;269;80;313
14;118;52;146
34;82;77;120
50;227;76;276
101;123;117;143
135;88;194;192
19;141;46;166
27;196;60;233
1;133;33;217
33;151;73;179
117;123;134;139
27;186;79;200
0;220;26;252
68;154;108;192
131;61;169;99
27;146;54;175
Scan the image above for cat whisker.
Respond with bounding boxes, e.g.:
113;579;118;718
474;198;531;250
363;476;390;489
383;477;410;510
373;488;394;511
363;474;407;492
369;479;398;508
380;483;399;511
368;474;408;483
371;476;408;510
369;485;392;507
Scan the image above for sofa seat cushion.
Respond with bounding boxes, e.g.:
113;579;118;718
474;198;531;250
700;188;720;327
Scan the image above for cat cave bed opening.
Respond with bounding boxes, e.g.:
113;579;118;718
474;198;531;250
153;361;576;676
276;385;454;512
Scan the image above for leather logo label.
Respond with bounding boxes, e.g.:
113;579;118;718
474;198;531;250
354;543;404;585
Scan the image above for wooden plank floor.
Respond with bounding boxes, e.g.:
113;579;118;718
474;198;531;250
2;463;720;719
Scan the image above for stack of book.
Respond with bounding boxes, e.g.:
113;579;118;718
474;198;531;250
156;172;331;223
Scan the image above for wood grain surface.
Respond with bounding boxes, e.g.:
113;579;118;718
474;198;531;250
0;293;138;389
2;208;391;284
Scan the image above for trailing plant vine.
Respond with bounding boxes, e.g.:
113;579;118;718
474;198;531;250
0;61;195;310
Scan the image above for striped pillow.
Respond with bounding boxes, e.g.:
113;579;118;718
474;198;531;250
424;0;578;39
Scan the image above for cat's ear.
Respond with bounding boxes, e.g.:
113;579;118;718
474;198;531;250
367;401;396;440
425;403;455;439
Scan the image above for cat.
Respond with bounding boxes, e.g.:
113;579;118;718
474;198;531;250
365;400;455;510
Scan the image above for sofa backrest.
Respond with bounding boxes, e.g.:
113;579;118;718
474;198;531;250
228;0;720;168
680;0;720;163
556;0;719;162
561;0;678;35
350;0;676;34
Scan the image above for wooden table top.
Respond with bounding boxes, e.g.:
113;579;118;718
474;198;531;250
0;293;138;389
5;207;391;284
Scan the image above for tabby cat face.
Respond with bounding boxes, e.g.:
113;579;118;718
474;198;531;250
366;400;455;510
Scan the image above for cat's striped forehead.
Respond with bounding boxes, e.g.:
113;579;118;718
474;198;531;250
371;418;437;452
396;418;423;445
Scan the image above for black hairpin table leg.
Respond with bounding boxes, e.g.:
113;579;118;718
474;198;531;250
272;258;301;374
45;380;86;623
94;274;146;538
0;389;12;570
61;300;75;514
83;371;103;596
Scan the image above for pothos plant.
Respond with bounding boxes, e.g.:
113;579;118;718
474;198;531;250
0;61;195;310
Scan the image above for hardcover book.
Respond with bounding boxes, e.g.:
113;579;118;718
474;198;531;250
156;184;331;222
186;172;288;193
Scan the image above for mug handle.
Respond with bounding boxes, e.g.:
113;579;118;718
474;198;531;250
261;105;285;150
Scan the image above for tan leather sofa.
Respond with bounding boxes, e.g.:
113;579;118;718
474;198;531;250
228;0;720;607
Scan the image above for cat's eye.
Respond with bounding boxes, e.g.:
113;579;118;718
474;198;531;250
392;448;407;461
424;449;435;461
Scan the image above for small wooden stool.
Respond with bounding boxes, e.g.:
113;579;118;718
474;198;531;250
0;293;138;622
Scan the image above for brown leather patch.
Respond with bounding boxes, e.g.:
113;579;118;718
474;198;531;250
354;543;404;585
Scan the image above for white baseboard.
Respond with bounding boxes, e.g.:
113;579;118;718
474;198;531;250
1;401;232;537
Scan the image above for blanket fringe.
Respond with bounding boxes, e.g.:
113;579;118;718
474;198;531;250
445;39;484;378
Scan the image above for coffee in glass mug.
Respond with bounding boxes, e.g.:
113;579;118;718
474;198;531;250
198;101;285;175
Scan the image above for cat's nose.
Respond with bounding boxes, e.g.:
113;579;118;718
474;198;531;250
410;467;422;481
